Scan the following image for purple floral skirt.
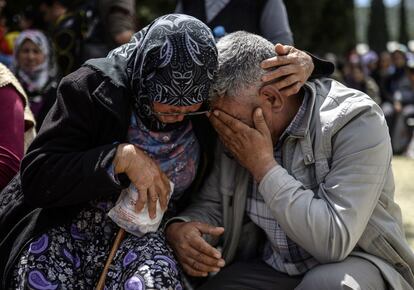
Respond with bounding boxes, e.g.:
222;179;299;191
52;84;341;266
10;199;182;290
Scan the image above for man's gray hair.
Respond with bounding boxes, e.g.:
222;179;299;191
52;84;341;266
211;31;276;99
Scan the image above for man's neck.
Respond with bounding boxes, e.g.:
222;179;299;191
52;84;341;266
272;90;304;143
286;90;305;126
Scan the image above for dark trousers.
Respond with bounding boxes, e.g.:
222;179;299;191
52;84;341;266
196;257;386;290
196;260;302;290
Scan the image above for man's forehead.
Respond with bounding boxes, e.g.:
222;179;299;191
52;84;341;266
212;96;247;110
212;96;254;125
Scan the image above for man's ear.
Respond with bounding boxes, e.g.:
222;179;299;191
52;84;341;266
259;85;283;113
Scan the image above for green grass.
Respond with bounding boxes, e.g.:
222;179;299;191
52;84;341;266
393;156;414;248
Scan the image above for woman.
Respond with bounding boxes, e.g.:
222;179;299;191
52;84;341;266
12;29;57;130
1;14;325;289
8;14;218;290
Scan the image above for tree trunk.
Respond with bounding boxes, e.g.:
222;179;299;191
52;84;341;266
367;0;389;53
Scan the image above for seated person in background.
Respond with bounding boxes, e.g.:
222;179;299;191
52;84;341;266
98;0;136;47
0;63;35;190
344;62;381;105
12;30;57;130
0;15;326;289
166;31;414;290
81;0;137;60
176;0;293;44
38;0;83;78
389;64;414;155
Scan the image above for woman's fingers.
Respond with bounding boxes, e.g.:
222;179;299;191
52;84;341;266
134;186;148;213
158;173;171;211
147;185;158;219
121;145;172;217
262;64;299;84
279;82;302;98
274;73;302;91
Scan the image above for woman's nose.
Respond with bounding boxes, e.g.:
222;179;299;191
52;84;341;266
173;115;185;122
161;114;185;123
27;51;36;61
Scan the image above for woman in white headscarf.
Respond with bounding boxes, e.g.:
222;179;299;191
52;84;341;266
12;29;57;129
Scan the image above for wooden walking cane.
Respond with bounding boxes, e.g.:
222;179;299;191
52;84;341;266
96;228;126;290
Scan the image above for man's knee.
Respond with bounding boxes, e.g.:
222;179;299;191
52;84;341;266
296;257;386;290
298;269;362;290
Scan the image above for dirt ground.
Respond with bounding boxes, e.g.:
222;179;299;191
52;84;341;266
393;156;414;248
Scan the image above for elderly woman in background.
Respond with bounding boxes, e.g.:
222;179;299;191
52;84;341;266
12;30;57;130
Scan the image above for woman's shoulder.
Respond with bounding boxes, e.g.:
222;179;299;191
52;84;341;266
57;65;131;121
60;66;107;91
59;65;129;102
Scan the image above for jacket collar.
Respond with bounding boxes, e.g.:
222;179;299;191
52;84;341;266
289;82;316;139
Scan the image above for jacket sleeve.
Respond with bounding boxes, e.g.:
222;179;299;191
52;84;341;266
260;0;293;45
170;142;224;230
258;100;392;263
309;54;335;79
21;73;124;208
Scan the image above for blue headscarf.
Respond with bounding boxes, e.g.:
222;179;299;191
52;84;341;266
86;14;218;131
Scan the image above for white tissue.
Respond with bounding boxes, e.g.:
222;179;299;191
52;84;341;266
108;181;174;237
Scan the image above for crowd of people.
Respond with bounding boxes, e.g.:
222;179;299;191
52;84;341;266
0;0;136;126
0;0;137;190
1;0;414;290
329;47;414;157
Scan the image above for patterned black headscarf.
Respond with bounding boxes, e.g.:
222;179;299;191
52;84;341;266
87;14;218;131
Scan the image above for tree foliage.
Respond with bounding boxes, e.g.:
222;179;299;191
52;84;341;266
285;0;356;55
312;0;356;55
135;0;175;28
367;0;389;53
399;0;409;45
284;0;327;52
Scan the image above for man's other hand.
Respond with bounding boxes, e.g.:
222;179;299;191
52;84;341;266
165;222;225;277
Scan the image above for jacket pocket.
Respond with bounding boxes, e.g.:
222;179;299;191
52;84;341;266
359;224;414;287
291;164;318;190
373;235;414;286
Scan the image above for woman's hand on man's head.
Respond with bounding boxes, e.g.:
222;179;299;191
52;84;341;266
260;44;314;98
113;143;171;219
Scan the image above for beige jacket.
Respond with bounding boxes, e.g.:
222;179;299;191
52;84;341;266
177;78;414;290
0;63;36;151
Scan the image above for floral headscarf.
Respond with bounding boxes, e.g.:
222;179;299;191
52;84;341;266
87;14;218;131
